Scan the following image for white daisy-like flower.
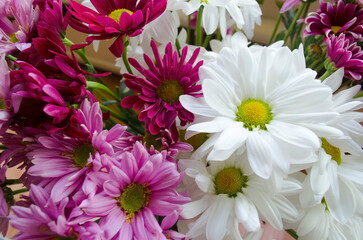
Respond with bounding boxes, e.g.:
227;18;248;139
299;138;363;224
322;68;363;152
178;0;262;39
180;44;342;179
178;153;300;240
297;203;363;240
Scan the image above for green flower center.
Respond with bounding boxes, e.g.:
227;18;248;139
72;143;95;168
321;138;341;165
331;26;341;34
9;32;18;43
108;8;133;24
143;132;163;151
117;183;150;220
214;167;248;198
0;98;6;110
236;98;272;131
157;79;184;105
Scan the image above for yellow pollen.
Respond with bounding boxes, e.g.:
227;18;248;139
108;8;133;24
331;26;342;34
117;183;150;221
321;138;342;165
157;79;184;105
236;99;272;131
214;167;248;198
9;32;18;43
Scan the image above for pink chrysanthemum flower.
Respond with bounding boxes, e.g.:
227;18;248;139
0;165;9;236
0;0;39;54
78;141;189;240
304;0;363;40
121;41;203;135
325;34;363;81
68;0;167;57
279;0;301;13
27;99;128;202
0;55;13;134
9;184;82;239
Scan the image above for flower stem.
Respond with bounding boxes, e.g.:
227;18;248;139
3;179;21;185
62;37;91;65
5;55;17;61
319;70;333;81
283;3;306;43
187;15;191;44
292;2;311;47
196;5;204;46
175;38;181;57
122;38;133;74
269;13;282;45
12;188;28;195
203;34;213;48
286;229;298;239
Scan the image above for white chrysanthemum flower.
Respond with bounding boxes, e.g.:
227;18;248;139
180;44;342;179
297;203;363;240
299;138;363;224
322;68;363;152
177;0;261;38
178;153;300;240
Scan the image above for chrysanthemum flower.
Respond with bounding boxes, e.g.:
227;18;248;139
179;153;300;240
27;99;128;202
297;203;363;240
0;55;13;134
325;34;363;81
180;44;341;179
68;0;167;57
304;0;363;40
299;138;363;224
9;184;81;239
279;0;301;13
180;0;261;39
34;0;69;34
0;0;39;54
78;142;189;240
121;41;203;135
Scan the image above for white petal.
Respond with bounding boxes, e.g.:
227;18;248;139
235;194;260;232
322;68;344;92
180;95;218;117
202;5;219;35
181;195;214;219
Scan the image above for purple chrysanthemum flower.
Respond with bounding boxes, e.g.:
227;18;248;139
304;0;363;40
279;0;301;13
26;99;129;202
121;41;203;135
78;141;190;240
9;184;81;240
325;34;363;81
0;0;39;54
68;0;167;57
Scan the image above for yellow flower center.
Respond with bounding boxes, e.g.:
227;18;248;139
72;143;95;168
108;8;133;24
117;183;150;221
156;79;184;105
236;98;272;131
9;32;18;43
214;167;248;198
0;98;6;110
321;138;341;165
331;26;342;34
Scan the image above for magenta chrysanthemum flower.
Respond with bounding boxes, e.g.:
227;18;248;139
0;0;39;54
121;41;203;135
68;0;167;57
325;34;363;81
78;141;189;240
9;184;81;239
304;0;363;40
34;0;69;34
27;99;129;202
279;0;301;13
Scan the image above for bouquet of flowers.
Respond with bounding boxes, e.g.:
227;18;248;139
0;0;362;239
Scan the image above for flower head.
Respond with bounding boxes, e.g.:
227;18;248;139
78;141;189;240
325;34;363;81
0;0;40;54
304;0;363;41
279;0;302;13
68;0;167;57
180;43;341;179
121;41;203;135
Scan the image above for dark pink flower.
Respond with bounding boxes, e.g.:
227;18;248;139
304;0;363;40
68;0;167;57
325;34;363;81
78;141;190;240
121;41;203;135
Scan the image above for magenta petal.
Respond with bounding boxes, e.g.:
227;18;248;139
109;36;124;57
42;84;66;106
103;180;121;197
